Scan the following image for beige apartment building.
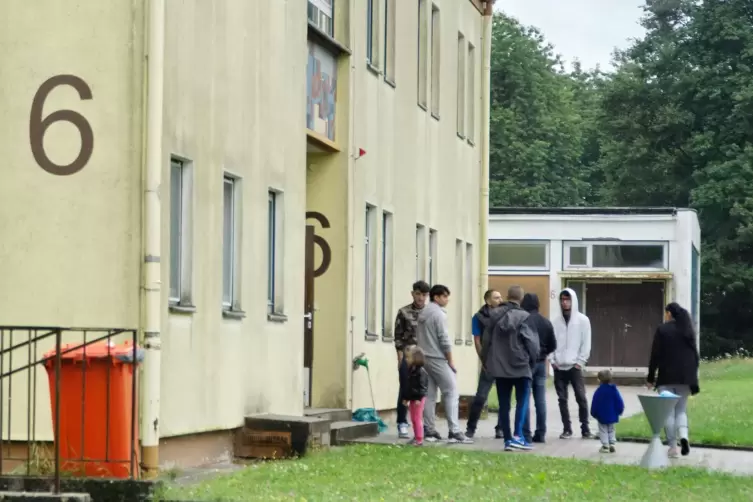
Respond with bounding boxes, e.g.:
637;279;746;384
0;0;492;471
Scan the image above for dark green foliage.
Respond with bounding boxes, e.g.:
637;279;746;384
489;2;753;355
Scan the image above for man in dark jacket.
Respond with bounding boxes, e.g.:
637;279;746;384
482;286;540;451
521;293;557;443
464;289;503;439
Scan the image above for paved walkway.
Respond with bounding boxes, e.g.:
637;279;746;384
363;385;753;477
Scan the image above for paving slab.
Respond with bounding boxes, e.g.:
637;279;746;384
357;385;753;477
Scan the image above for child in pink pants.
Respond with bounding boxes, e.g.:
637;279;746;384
403;346;429;445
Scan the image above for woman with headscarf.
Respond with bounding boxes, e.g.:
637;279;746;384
646;302;700;458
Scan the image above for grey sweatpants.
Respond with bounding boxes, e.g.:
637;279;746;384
598;423;616;446
423;357;460;434
659;384;691;446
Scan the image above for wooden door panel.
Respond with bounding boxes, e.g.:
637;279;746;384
488;275;550;317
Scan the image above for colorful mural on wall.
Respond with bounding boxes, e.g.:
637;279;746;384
306;41;337;142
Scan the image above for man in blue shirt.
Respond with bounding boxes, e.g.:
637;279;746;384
465;289;504;439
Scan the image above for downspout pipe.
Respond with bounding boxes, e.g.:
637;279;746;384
141;0;165;479
479;1;493;302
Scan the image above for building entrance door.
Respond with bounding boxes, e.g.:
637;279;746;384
303;225;315;407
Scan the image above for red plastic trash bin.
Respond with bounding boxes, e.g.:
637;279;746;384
44;340;143;478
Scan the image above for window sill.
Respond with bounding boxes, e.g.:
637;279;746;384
454;339;464;346
465;340;474;347
418;102;428;112
431;112;440;121
366;62;382;76
381;335;394;343
307;22;352;56
267;313;289;324
222;309;246;320
365;332;379;342
457;132;466;140
169;303;196;315
467;138;475;147
384;77;396;89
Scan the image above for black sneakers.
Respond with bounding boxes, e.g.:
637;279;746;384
559;431;573;439
582;431;596;440
680;438;690;456
448;431;474;444
424;430;443;442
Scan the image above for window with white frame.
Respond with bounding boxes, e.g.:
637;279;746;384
308;0;334;36
367;0;381;67
454;239;464;343
267;190;285;316
385;0;396;82
381;211;393;338
365;205;377;337
467;42;476;143
417;0;428;107
488;241;549;270
563;241;668;269
428;229;438;283
456;33;466;137
416;224;426;280
465;242;473;342
430;4;441;117
169;158;193;307
222;175;242;313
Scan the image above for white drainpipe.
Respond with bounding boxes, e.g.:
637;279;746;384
479;1;494;300
141;0;165;479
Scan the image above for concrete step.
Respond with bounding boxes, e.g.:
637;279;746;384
330;421;379;445
305;407;352;422
236;413;331;459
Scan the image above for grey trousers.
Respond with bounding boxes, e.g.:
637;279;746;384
598;423;616;446
423;357;460;434
659;384;691;446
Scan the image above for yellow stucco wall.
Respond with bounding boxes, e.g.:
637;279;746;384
159;0;308;437
345;0;484;410
0;0;145;440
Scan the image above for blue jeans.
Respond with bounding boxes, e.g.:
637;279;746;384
465;369;503;434
397;356;409;425
495;377;531;442
523;362;548;440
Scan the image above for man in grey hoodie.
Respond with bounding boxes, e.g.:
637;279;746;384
416;284;472;444
482;285;540;451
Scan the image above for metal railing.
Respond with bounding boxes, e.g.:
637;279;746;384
0;327;140;493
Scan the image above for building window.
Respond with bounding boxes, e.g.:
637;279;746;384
417;0;428;107
367;0;380;67
384;0;396;83
169;158;193;308
465;242;473;342
222;175;242;313
429;229;438;284
467;43;476;144
381;212;394;338
267;190;285;316
430;4;441;118
454;239;464;343
416;224;426;280
308;0;334;36
563;241;668;269
568;245;588;266
592;244;665;268
488;241;549;270
307;41;338;142
456;33;466;137
365;205;377;337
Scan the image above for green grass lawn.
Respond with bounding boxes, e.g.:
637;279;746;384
618;357;753;447
157;444;753;501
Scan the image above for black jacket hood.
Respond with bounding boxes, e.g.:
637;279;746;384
521;293;540;313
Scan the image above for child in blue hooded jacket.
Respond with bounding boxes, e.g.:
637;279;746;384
590;369;625;453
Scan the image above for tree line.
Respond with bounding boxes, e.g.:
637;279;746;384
489;0;753;356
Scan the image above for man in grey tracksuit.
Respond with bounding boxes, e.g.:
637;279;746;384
416;284;472;444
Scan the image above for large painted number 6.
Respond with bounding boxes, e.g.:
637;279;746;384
29;74;94;176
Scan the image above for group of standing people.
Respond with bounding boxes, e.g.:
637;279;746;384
394;280;700;457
